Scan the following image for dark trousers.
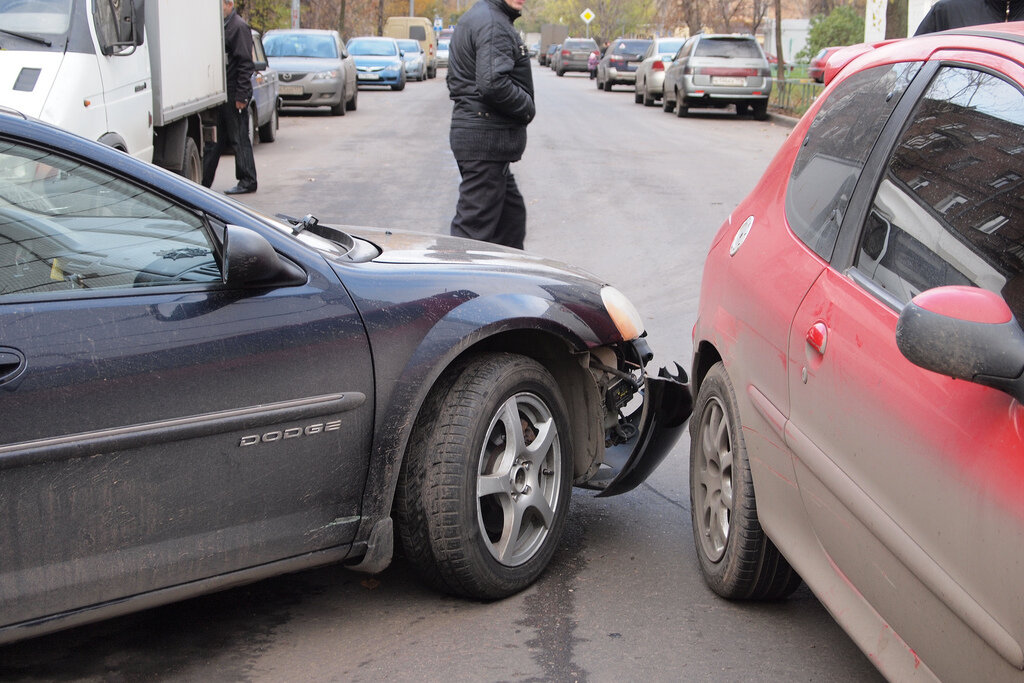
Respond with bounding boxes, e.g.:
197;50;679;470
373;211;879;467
450;159;525;249
201;102;257;189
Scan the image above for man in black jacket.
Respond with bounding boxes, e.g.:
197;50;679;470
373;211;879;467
915;0;1023;33
202;0;258;195
447;0;534;249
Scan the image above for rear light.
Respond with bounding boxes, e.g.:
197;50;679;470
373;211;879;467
561;49;570;57
652;60;665;71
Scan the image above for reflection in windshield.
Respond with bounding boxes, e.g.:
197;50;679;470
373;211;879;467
264;33;339;59
0;0;72;34
347;38;398;57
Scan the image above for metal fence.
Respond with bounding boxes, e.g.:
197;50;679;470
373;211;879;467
769;79;824;118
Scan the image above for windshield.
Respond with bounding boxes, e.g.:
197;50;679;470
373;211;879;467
0;0;72;34
397;39;419;53
347;38;398;56
264;33;338;59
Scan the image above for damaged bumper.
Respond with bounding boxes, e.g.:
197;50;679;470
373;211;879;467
585;342;694;497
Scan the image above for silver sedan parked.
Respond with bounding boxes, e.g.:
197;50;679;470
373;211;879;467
633;37;685;106
662;34;772;119
263;28;358;116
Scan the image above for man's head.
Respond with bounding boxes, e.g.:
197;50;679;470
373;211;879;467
222;0;234;19
503;0;525;12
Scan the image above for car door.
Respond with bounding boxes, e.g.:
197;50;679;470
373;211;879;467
0;133;374;626
787;57;1024;674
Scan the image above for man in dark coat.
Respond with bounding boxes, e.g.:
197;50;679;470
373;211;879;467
202;0;258;194
915;0;1024;34
446;0;534;249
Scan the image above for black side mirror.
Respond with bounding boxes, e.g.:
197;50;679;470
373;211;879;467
896;286;1024;402
224;224;306;287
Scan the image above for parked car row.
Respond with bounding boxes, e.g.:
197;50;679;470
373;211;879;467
547;33;773;120
259;29;437;117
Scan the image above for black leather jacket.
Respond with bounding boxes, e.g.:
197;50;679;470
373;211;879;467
915;0;1024;33
224;9;254;103
447;0;534;136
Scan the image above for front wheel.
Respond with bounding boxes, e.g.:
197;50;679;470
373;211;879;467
689;362;801;600
395;353;574;599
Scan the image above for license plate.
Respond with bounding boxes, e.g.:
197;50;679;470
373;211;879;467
711;76;746;87
278;84;303;95
358;73;380;80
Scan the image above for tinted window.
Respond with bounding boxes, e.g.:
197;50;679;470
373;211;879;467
611;40;650;55
854;66;1024;321
786;62;920;259
563;39;597;51
0;140;220;297
409;25;426;41
694;37;762;59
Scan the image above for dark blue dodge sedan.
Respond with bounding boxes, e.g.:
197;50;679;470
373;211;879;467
0;111;690;644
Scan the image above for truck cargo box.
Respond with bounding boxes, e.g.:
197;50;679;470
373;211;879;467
148;0;226;126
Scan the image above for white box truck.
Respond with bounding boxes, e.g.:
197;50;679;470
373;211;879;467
0;0;226;183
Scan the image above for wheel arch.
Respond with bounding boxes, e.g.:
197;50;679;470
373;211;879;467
348;313;614;571
691;339;722;403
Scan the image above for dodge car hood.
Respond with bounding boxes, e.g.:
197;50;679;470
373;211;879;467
345;225;600;280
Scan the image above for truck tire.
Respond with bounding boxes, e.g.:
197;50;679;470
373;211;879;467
181;138;201;184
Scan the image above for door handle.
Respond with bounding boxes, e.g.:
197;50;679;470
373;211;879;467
0;348;26;385
806;321;828;356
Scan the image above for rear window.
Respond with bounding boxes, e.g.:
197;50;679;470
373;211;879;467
657;39;685;56
694;38;762;59
564;40;597;51
611;40;650;54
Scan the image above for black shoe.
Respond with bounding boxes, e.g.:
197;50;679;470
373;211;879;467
225;184;256;195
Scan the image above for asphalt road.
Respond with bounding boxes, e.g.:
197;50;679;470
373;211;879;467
0;65;884;682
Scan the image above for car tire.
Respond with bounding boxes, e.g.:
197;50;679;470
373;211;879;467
392;76;406;91
634;86;643;104
181;136;201;184
394;352;574;599
752;100;769;121
557;68;565;76
662;96;675;113
671;96;688;117
258;105;277;143
643;86;656;107
346;85;358;111
330;87;346;116
596;77;603;90
689;362;802;600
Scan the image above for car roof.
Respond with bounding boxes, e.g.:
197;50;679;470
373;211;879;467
823;22;1024;85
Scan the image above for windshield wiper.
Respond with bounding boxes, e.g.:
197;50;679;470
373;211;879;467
275;212;319;235
0;27;52;47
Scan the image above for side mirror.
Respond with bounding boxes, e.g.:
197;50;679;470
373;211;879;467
896;286;1024;402
224;224;306;287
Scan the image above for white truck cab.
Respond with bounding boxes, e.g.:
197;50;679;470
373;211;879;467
0;0;225;182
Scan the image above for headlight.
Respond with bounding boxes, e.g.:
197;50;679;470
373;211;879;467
312;70;339;80
601;286;645;341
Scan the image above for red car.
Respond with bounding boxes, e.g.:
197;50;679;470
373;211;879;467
807;45;842;82
689;23;1024;681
